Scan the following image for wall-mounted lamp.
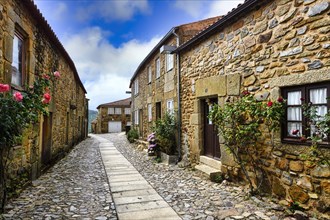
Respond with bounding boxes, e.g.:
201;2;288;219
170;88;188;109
160;45;177;54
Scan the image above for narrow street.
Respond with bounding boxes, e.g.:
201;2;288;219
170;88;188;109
2;133;286;220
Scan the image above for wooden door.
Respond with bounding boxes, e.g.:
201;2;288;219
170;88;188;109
203;99;220;159
42;113;52;165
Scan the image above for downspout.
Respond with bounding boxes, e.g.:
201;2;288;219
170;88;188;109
172;29;182;162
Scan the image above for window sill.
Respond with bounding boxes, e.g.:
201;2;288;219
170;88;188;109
282;138;330;148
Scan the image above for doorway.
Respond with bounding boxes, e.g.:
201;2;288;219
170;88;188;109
42;113;52;165
202;98;220;159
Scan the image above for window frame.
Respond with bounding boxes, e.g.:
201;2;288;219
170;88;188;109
148;104;152;122
134;110;139;125
166;99;174;115
166;53;174;72
134;79;139;95
114;108;122;115
282;82;330;145
108;107;115;115
148;66;152;84
124;108;131;115
11;30;27;88
155;58;160;79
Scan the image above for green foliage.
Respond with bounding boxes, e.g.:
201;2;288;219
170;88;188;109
208;94;285;194
0;71;59;212
152;112;177;155
127;128;139;143
301;103;330;166
288;200;304;212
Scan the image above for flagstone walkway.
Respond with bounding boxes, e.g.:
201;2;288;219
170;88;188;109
92;134;180;220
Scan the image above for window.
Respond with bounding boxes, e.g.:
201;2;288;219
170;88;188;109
134;110;139;125
115;108;121;115
167;99;174;115
134;79;139;95
125;108;131;115
108;107;114;114
12;32;25;87
148;104;152;122
166;54;174;71
156;102;161;120
282;83;330;142
148;66;152;84
156;58;160;79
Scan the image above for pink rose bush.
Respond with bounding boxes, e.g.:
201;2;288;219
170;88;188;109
0;84;10;92
13;92;23;102
42;93;51;104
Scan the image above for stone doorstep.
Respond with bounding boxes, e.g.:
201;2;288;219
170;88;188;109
195;164;221;180
200;155;222;169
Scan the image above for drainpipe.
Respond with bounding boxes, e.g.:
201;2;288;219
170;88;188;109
172;29;182;162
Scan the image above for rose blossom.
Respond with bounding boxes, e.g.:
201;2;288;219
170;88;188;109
292;129;299;135
267;101;273;107
277;97;284;103
13;92;23;102
42;93;51;104
42;74;50;80
0;84;10;92
54;71;60;78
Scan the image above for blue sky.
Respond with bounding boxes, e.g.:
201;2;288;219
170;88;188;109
34;0;244;110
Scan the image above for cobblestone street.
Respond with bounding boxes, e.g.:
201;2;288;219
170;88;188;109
1;133;314;220
2;137;117;220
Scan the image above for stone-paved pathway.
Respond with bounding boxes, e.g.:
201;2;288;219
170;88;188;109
97;133;288;220
93;134;180;220
2;137;117;220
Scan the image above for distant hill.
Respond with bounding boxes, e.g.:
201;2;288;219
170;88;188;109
88;110;98;133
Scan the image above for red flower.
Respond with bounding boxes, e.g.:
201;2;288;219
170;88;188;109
42;74;50;80
277;97;284;103
300;98;305;101
292;129;299;135
0;84;10;92
242;90;250;96
13;92;23;102
42;93;51;104
267;101;273;107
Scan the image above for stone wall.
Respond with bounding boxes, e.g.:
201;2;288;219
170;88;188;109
179;0;330;213
0;0;87;181
96;107;131;134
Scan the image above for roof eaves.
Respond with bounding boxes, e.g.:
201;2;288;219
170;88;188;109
175;0;266;53
129;27;178;88
23;0;87;94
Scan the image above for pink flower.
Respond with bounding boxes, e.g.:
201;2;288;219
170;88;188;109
267;101;273;107
13;92;23;102
54;71;60;78
42;93;51;104
277;97;284;103
0;84;10;92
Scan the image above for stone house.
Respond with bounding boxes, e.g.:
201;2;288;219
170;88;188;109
175;0;330;213
0;0;88;180
95;97;131;134
129;16;221;140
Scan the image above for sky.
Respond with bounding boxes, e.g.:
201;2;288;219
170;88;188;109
34;0;244;110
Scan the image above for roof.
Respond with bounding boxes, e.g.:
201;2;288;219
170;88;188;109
97;97;131;109
129;16;221;88
23;0;87;94
175;0;267;53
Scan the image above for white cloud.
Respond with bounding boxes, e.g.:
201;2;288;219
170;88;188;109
54;2;68;21
76;0;150;22
174;1;204;18
63;27;161;110
205;0;245;18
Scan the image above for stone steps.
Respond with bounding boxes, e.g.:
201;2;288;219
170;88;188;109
195;156;222;181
